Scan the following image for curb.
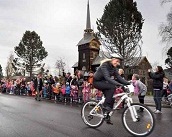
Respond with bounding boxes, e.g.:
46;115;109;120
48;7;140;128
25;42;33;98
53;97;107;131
145;103;171;108
2;93;172;108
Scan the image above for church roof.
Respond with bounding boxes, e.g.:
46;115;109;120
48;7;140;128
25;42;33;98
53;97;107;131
91;55;105;66
91;54;151;68
77;33;95;46
72;54;152;69
91;51;110;65
72;62;78;68
125;56;147;67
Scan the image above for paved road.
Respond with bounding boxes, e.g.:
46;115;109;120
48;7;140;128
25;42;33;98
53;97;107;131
0;94;171;137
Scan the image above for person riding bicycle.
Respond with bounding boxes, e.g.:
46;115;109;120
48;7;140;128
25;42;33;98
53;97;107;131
93;53;130;124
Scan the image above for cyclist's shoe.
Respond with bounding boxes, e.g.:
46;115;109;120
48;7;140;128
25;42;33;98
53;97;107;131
104;114;113;125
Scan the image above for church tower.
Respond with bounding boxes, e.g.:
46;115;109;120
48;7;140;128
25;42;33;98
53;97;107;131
75;0;101;72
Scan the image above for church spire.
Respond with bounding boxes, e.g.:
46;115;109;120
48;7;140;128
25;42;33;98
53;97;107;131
85;0;93;33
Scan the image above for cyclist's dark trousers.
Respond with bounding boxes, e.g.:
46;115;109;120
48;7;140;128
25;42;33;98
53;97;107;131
93;80;116;109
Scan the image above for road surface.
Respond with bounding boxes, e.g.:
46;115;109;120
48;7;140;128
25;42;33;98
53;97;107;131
0;94;171;137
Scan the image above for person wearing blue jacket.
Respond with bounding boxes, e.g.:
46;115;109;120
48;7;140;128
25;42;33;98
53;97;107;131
65;82;71;103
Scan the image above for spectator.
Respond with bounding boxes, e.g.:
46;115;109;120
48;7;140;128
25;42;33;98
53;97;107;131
34;74;43;101
42;82;48;98
76;70;84;103
20;78;26;95
52;82;61;102
88;71;94;85
132;74;147;112
148;66;165;114
6;79;11;94
161;78;169;102
115;68;125;109
26;82;31;96
65;72;72;85
60;83;66;102
10;80;15;95
65;82;71;103
95;89;103;101
47;75;55;100
118;69;125;78
168;80;172;94
82;81;91;103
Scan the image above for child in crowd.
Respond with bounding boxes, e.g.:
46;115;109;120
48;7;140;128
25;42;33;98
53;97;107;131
65;82;71;103
161;78;169;102
9;80;14;95
95;89;102;101
42;83;48;98
70;85;78;103
60;84;66;102
26;82;32;96
132;74;147;112
82;81;91;103
52;83;61;102
30;80;35;96
115;69;125;109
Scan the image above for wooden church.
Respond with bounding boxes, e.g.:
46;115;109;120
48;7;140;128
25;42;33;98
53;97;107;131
72;1;101;73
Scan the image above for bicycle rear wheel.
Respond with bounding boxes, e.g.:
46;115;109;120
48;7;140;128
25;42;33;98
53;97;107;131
122;103;155;137
81;101;104;128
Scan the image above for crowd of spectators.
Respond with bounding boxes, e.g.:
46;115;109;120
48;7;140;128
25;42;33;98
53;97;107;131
0;70;103;103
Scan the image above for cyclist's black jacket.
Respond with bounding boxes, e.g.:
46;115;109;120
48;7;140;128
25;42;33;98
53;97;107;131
93;61;130;86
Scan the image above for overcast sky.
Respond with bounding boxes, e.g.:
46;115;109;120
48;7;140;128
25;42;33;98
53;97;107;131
0;0;171;75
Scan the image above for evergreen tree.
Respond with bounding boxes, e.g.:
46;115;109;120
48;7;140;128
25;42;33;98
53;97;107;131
14;31;48;79
96;0;144;67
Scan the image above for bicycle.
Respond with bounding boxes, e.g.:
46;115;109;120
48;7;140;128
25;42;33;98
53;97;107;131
81;85;155;137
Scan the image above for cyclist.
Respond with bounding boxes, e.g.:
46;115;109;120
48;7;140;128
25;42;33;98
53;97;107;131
93;53;130;124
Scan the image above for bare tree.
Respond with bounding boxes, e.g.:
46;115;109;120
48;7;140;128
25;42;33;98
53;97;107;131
159;8;172;52
6;53;16;78
160;0;172;5
55;58;66;76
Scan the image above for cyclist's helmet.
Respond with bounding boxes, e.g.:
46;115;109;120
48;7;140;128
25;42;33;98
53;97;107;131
110;53;123;61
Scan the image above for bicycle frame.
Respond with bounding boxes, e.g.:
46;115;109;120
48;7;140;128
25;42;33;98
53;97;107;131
89;91;138;122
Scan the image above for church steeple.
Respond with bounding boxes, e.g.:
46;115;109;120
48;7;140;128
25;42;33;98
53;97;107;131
84;0;93;33
73;0;101;72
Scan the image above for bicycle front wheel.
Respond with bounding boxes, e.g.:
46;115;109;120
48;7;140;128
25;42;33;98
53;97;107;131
81;101;104;128
122;103;155;137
